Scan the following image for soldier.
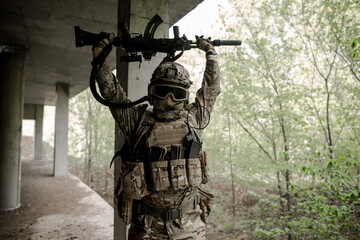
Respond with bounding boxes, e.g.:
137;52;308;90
92;35;220;239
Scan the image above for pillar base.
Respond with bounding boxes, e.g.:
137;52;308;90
0;204;21;211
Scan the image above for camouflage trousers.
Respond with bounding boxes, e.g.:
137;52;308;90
128;206;205;240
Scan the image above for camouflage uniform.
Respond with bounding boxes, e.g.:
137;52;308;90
96;50;220;239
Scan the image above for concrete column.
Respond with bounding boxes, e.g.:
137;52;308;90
114;0;170;239
114;124;127;240
53;83;69;176
34;104;44;160
127;1;170;101
0;45;26;210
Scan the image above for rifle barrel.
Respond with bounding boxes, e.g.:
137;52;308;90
212;40;242;46
190;39;242;48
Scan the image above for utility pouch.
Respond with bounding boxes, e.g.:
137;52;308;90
187;158;202;186
200;151;209;184
121;161;149;199
116;193;133;225
150;161;170;191
169;159;188;190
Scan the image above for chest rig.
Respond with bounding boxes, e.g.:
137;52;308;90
138;111;202;192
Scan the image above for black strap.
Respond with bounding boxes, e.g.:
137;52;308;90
90;45;148;108
114;175;122;196
136;194;200;221
109;150;122;169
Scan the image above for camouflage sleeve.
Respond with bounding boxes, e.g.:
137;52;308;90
191;54;221;131
95;61;143;137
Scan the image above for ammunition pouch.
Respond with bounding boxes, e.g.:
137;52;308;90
187;158;202;186
150;160;170;191
170;159;188;190
149;156;206;191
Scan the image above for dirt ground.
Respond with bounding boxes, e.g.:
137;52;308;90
0;159;113;240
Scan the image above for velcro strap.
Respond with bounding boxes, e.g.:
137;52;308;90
137;194;200;221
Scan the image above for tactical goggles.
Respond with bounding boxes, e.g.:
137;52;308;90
152;84;189;101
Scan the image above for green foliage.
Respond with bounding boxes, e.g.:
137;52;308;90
352;38;360;60
289;152;360;239
68;88;115;189
199;0;360;239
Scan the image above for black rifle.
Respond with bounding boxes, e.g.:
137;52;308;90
74;14;241;108
75;14;241;63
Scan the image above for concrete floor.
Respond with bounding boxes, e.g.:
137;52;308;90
0;159;114;240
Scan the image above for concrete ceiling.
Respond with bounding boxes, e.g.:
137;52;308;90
0;0;203;106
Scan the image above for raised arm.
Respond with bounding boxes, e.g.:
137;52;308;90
92;37;145;138
188;36;221;131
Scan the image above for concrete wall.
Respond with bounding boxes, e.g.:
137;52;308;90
127;0;170;101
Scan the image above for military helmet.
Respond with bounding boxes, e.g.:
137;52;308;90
148;62;192;104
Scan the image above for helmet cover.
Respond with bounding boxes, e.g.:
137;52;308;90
148;62;192;104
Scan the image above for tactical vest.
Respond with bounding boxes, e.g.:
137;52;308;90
146;114;203;192
117;109;209;223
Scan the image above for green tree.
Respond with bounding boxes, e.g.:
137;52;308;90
200;0;360;238
69;88;115;193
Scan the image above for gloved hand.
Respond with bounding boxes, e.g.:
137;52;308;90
92;32;115;59
196;35;215;52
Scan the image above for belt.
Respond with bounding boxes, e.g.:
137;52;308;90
136;194;200;221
